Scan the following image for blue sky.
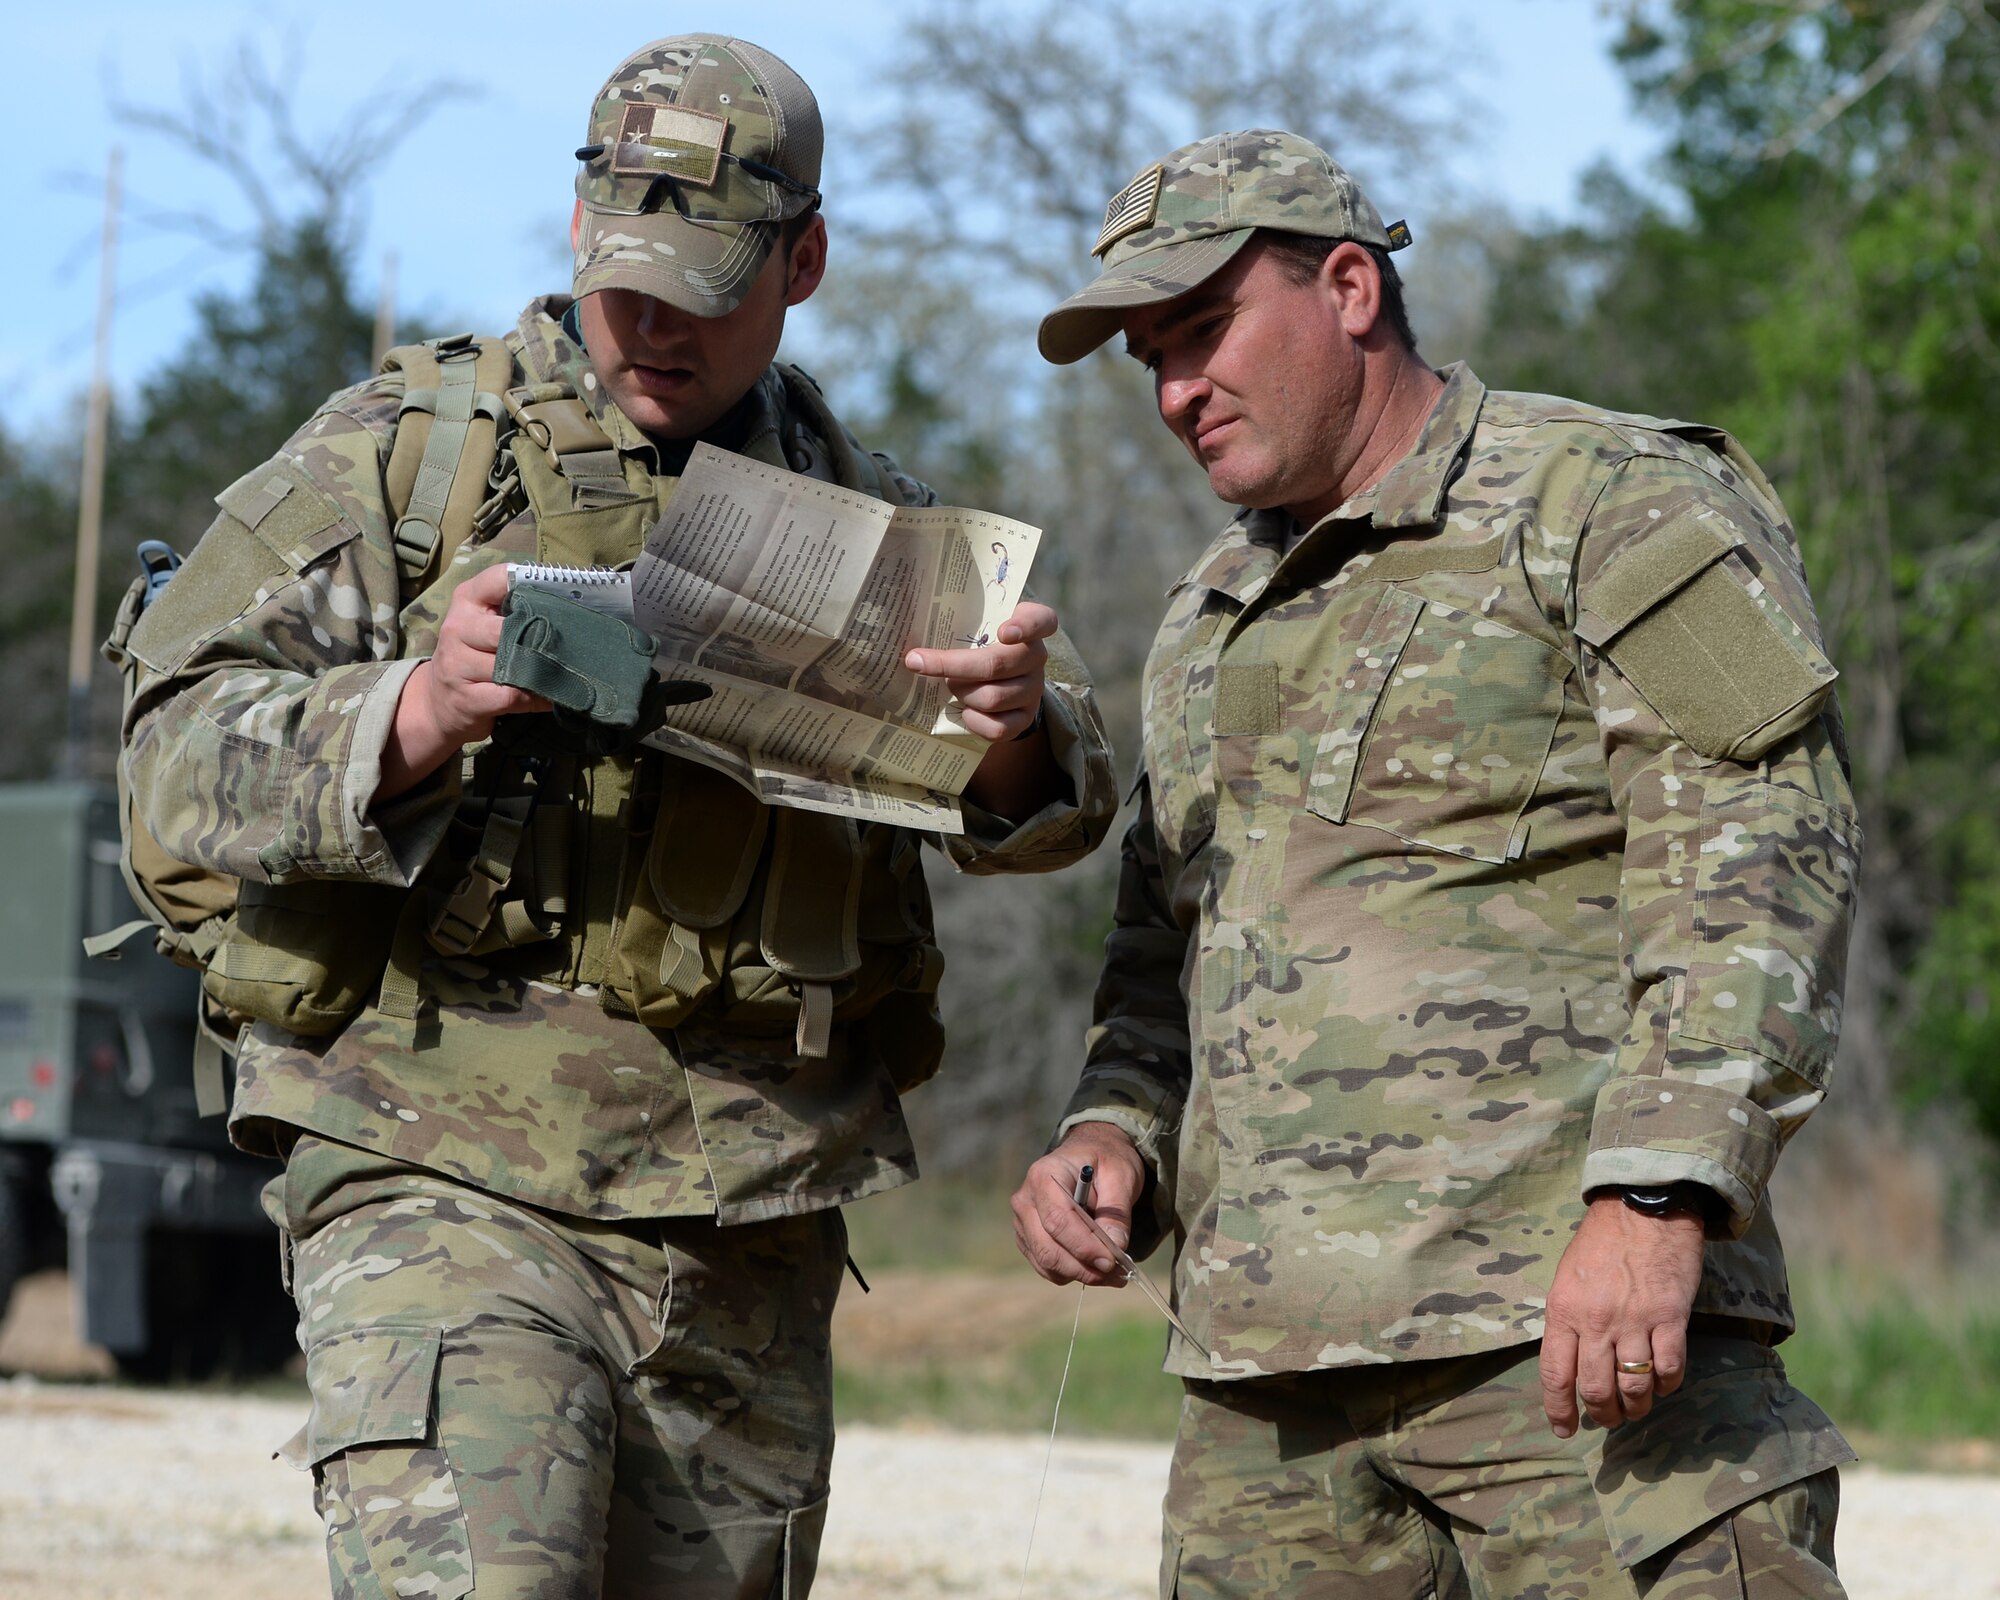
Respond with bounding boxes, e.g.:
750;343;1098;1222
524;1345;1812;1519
3;1;1664;431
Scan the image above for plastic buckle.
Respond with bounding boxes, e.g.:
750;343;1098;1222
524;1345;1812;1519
429;863;506;955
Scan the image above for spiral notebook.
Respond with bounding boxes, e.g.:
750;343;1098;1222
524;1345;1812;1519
505;563;634;622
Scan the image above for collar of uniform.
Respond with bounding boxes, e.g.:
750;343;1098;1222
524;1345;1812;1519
1171;364;1487;606
1366;362;1487;529
1172;507;1288;606
515;295;656;464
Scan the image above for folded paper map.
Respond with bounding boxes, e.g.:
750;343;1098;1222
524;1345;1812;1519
510;442;1039;832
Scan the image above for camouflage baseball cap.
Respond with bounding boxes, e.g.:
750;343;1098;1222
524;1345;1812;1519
572;36;823;318
1037;129;1409;365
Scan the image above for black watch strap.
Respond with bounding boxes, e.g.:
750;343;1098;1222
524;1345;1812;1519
1602;1182;1723;1228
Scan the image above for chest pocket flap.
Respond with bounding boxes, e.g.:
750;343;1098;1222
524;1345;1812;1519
1330;586;1567;864
1577;513;1836;763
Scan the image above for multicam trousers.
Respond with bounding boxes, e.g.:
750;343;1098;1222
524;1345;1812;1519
266;1135;845;1600
1164;1331;1854;1599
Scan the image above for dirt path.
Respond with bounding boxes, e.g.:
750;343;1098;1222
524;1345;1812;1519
0;1376;1992;1600
4;1270;1995;1597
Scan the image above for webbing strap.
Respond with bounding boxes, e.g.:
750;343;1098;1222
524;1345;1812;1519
429;770;541;956
796;982;834;1059
208;941;327;982
659;919;709;999
191;1007;239;1119
192;1026;228;1118
82;918;155;960
393;345;482;581
559;449;630;503
377;894;433;1020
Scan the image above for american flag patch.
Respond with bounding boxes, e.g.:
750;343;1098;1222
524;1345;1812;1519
1092;163;1164;256
610;102;728;188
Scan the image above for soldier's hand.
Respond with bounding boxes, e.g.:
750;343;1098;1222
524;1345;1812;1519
1010;1124;1147;1288
380;565;551;800
1540;1194;1706;1438
905;600;1057;744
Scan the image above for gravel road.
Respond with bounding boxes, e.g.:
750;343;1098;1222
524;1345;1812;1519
1;1375;1995;1600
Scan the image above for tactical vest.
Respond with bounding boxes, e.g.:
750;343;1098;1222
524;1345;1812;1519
109;333;947;1104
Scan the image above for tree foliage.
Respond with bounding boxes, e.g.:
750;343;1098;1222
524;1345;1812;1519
1477;0;2000;1145
0;40;451;782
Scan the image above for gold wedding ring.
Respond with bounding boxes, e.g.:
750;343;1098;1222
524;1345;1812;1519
1616;1358;1655;1376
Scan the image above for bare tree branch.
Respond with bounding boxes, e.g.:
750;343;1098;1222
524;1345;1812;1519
1761;0;1959;158
103;29;477;259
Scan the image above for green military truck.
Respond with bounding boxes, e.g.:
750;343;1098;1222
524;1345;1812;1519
0;781;295;1379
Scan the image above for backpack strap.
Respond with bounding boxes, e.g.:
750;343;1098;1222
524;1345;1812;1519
380;333;518;589
774;364;908;506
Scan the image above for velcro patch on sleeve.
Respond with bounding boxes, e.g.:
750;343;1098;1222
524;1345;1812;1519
1213;661;1280;736
217;467;347;573
1602;559;1836;761
1574;518;1735;649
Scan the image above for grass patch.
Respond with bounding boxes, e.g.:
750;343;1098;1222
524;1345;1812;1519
1778;1267;2000;1458
837;1311;1182;1440
843;1175;1027;1273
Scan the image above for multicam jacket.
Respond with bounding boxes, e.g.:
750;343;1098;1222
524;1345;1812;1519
1061;365;1860;1379
124;296;1116;1226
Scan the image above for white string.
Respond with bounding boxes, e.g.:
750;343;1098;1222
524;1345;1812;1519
1016;1282;1087;1600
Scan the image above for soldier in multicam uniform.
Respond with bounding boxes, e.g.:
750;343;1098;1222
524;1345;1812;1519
120;35;1116;1600
1012;130;1860;1597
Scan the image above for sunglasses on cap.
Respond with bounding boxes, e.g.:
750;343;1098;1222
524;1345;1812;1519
575;103;820;226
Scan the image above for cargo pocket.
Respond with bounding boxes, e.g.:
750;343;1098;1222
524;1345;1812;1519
203;877;407;1035
291;1326;473;1600
610;758;767;1027
1591;1340;1853;1569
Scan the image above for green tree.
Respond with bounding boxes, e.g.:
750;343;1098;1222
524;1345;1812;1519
0;426;83;780
109;217;377;570
0;38;465;782
1476;1;2000;1152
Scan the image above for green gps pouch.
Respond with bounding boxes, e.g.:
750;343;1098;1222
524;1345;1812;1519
495;586;658;728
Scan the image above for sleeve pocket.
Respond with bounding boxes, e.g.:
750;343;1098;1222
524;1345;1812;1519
128;466;362;676
1579;518;1837;763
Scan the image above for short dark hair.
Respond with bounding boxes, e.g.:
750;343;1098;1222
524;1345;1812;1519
1257;230;1419;355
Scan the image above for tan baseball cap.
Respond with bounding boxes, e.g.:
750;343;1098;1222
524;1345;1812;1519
1038;129;1409;364
571;36;823;318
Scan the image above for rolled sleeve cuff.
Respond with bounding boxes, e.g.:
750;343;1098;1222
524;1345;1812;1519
276;657;459;885
1583;1076;1782;1238
942;681;1117;875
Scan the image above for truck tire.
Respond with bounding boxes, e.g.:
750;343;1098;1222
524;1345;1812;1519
116;1230;298;1383
0;1170;26;1331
